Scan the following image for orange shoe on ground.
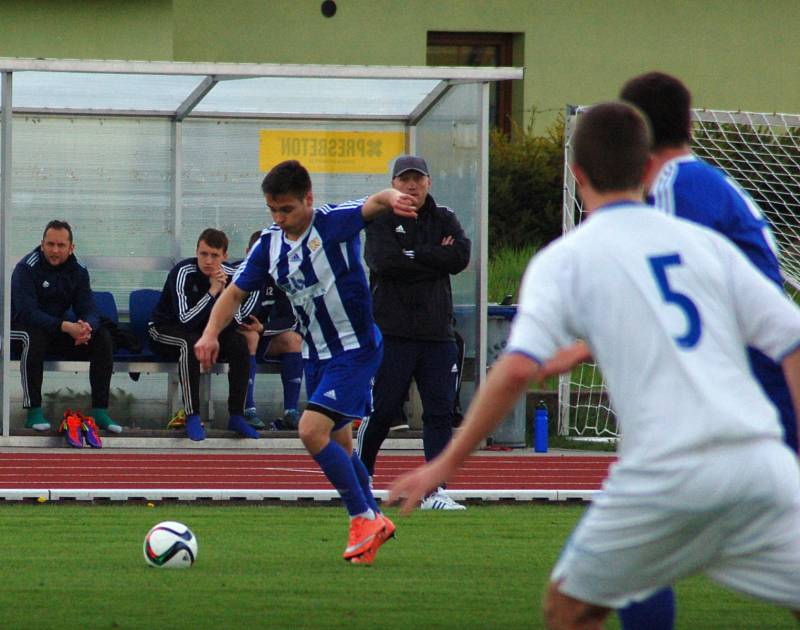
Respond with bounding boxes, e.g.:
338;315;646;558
78;412;103;449
342;515;385;562
58;409;83;449
349;513;396;565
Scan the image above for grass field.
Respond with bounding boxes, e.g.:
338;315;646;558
0;503;793;629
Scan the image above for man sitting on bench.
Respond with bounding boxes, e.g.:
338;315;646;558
148;228;258;441
10;219;121;435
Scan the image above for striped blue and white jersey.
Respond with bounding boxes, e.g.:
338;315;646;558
234;199;378;361
648;154;783;286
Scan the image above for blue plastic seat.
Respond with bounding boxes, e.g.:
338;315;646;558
128;289;161;356
93;290;119;323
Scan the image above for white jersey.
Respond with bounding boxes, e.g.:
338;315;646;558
508;201;800;489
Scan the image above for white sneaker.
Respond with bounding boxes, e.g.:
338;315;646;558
420;487;466;510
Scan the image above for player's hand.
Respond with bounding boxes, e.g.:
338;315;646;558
209;269;228;296
194;333;220;371
238;315;264;334
441;235;454;247
389;190;418;219
388;458;454;515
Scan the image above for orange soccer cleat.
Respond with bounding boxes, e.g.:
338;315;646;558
348;513;397;565
58;409;84;449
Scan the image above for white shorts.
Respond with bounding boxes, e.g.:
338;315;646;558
551;442;800;610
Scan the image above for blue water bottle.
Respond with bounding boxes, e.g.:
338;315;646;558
534;400;549;453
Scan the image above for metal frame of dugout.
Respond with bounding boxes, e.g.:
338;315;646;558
0;58;523;445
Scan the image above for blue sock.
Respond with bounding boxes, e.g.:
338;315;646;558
350;452;380;514
619;587;675;630
313;441;369;517
245;355;257;410
280;352;303;412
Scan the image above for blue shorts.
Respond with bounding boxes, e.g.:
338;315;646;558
305;341;383;430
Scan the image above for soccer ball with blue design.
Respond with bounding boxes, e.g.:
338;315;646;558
143;521;198;568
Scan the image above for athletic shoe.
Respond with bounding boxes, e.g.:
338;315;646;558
24;408;51;432
166;409;187;429
420;487;466;510
185;414;205;441
228;415;260;439
79;413;103;449
91;408;123;434
281;409;299;430
389;418;409;431
349;513;397;565
342;515;385;561
244;407;266;429
57;410;83;449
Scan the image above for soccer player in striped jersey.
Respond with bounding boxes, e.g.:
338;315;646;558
390;101;800;629
195;160;417;564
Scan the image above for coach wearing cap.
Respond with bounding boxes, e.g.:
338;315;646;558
357;155;471;510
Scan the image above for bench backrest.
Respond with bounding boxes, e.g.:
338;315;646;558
128;289;161;352
93;290;119;323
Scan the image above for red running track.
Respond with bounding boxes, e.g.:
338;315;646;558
0;452;613;491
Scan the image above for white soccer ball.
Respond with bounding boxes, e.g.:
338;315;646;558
143;521;198;569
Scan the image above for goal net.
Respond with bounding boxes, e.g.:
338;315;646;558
559;107;800;437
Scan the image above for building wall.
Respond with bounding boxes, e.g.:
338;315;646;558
1;0;798;128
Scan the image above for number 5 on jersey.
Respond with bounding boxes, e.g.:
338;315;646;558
648;253;702;349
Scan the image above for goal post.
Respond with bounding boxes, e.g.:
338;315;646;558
558;106;800;437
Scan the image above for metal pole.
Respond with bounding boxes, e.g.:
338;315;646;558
1;72;13;437
476;82;490;388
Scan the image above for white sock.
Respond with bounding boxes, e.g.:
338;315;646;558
351;508;376;521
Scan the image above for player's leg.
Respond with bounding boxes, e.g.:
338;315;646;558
148;324;205;440
414;339;465;510
357;336;415;477
219;327;258;438
264;330;303;428
617;588;675;630
10;326;51;430
544;581;609;630
301;344;389;562
238;328;264;427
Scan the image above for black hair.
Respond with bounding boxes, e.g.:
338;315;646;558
260;160;312;200
196;227;228;253
572;102;652;193
42;219;73;242
619;72;692;149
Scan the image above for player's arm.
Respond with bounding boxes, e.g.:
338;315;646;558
361;188;418;222
389;352;541;514
781;346;800;453
194;283;248;370
539;340;593;379
412;211;471;275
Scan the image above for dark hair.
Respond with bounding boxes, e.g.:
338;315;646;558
572;102;652;193
619;72;691;149
247;229;262;252
260;160;312;200
196;228;228;253
42;219;73;242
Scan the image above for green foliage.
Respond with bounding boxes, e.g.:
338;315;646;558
487;243;537;303
489;111;565;252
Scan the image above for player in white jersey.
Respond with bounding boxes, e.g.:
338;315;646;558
389;103;800;629
195;160;417;565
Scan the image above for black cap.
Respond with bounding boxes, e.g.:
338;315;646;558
392;155;429;178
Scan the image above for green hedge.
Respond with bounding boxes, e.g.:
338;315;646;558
488;112;565;252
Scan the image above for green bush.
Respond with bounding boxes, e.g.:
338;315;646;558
487;244;536;304
489;112;565;252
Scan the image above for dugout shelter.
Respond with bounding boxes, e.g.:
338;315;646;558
0;58;522;441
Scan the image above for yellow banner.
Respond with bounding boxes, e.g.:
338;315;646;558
259;130;406;174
